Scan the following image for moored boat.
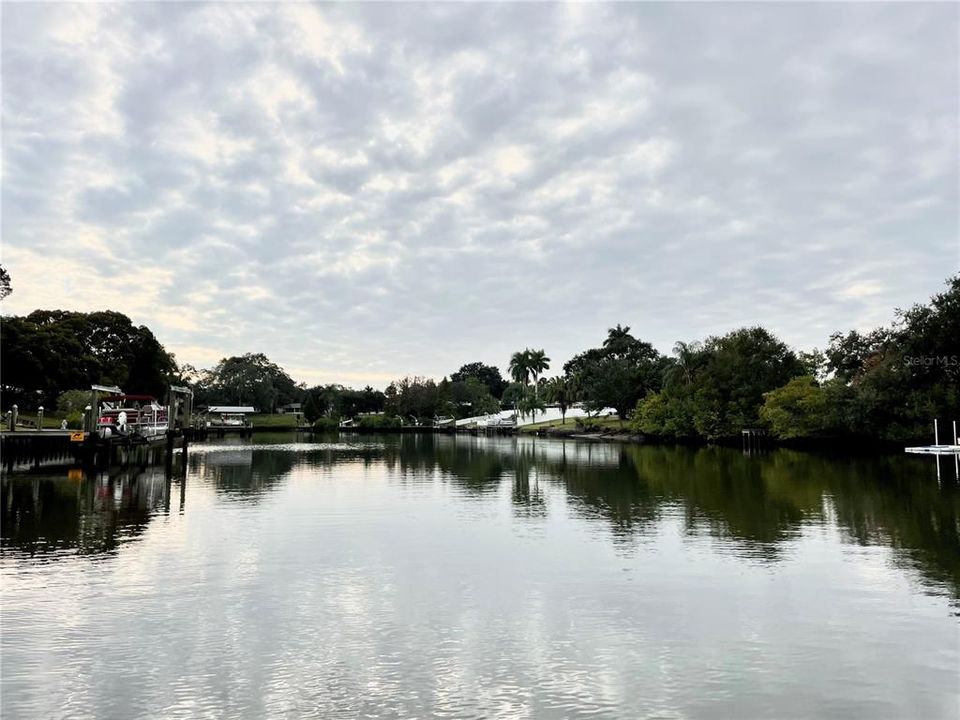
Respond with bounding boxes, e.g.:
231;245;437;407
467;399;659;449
97;395;169;440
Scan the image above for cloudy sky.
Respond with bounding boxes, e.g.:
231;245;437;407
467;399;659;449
2;3;957;387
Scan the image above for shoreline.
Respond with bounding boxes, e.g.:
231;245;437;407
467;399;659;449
324;424;918;455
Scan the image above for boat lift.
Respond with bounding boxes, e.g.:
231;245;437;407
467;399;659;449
166;385;194;433
905;420;960;483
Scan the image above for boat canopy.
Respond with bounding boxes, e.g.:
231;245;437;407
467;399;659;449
207;406;256;414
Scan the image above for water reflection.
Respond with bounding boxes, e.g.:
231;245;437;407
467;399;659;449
3;434;959;719
3;435;958;600
376;435;960;600
187;445;289;500
2;463;172;557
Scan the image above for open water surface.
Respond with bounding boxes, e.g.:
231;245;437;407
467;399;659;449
2;433;958;719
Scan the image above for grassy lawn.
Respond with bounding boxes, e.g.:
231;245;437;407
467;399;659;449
6;414;71;430
520;415;626;433
520;417;579;432
249;413;300;428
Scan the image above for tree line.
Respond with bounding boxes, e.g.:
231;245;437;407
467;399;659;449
1;275;955;443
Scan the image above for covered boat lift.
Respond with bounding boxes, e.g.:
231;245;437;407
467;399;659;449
204;406;256;435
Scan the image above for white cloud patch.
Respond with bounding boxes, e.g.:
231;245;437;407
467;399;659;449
2;3;957;387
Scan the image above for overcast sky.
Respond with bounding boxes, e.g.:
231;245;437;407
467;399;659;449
2;3;957;388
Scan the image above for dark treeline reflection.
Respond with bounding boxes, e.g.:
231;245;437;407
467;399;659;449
641;445;959;597
187;447;293;500
187;437;388;500
379;434;960;599
3;434;957;600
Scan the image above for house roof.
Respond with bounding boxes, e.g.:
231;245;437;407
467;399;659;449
207;406;256;414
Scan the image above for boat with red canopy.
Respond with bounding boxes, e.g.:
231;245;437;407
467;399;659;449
97;394;169;440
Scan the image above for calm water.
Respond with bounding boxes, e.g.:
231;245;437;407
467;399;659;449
2;434;958;719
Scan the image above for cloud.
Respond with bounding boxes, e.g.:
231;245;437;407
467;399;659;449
2;3;957;387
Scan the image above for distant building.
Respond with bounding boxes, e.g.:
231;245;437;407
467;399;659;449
278;403;302;415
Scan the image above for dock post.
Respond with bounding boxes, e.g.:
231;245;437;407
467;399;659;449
164;431;174;477
934;419;939;446
184;393;194;433
10;405;17;432
88;389;99;428
954;421;959;482
37;406;44;430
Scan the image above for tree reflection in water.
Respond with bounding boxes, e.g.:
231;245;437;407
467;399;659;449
2;434;957;601
383;435;960;600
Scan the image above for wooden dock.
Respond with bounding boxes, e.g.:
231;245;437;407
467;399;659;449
1;428;190;471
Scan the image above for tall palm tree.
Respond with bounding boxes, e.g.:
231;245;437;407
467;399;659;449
526;349;550;387
603;324;637;359
509;350;531;386
508;350;531;423
604;324;632;348
673;340;701;386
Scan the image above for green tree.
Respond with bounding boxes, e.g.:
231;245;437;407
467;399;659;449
518;386;546;424
509;350;531;386
602;324;636;356
337;386;387;418
669;340;702;387
838;275;960;440
544;376;574;423
633;327;802;440
526;349;551;387
197;353;298;412
0;265;11;300
392;376;440;424
302;390;322;424
447;377;499;418
502;382;526;414
759;376;833;439
0;310;176;408
632;391;698;438
56;389;92;415
450;362;508;399
384;383;400;418
690;327;804;439
564;327;665;422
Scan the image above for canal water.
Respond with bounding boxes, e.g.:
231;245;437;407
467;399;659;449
2;434;958;719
